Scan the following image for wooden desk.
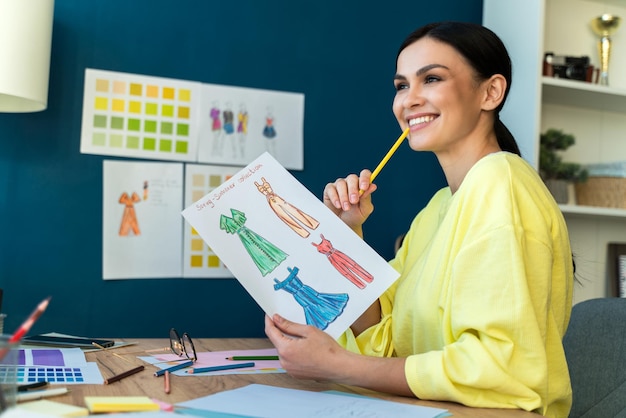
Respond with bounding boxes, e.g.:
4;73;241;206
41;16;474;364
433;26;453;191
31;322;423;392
49;338;538;417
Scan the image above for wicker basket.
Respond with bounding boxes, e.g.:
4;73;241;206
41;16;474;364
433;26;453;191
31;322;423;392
575;177;626;209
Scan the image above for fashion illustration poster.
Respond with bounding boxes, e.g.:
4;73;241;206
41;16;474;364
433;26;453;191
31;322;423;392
182;153;399;338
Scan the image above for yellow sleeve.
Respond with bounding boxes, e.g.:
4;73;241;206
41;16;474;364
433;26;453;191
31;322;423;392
405;225;572;416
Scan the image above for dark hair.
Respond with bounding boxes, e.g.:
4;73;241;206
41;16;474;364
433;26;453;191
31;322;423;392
398;22;520;156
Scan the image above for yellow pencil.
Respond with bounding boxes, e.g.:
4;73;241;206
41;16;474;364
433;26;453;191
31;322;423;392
360;127;410;194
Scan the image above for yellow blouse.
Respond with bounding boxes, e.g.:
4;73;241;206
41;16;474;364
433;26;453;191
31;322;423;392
339;152;573;417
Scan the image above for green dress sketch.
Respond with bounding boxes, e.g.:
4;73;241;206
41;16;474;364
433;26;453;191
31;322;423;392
219;208;288;276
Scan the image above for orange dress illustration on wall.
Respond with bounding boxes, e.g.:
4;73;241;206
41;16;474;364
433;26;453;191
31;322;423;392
254;177;319;238
118;191;141;236
312;234;373;289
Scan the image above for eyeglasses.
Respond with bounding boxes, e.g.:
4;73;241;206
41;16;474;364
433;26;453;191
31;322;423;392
169;328;197;362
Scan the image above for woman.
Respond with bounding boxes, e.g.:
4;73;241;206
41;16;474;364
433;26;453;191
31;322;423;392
265;21;573;417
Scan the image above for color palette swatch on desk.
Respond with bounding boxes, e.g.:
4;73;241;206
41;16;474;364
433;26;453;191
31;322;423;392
0;348;104;384
3;366;86;384
183;164;238;278
81;68;201;162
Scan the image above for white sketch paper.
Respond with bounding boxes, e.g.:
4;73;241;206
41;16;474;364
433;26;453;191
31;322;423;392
181;153;399;338
197;83;304;170
103;160;184;279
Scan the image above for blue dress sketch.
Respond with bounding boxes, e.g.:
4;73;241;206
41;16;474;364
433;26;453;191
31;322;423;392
273;266;349;330
220;208;287;276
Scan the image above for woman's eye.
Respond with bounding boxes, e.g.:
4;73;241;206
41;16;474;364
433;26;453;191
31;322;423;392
424;75;440;84
394;82;408;91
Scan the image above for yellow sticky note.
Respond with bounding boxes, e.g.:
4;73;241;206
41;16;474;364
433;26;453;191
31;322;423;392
16;399;89;416
84;396;160;413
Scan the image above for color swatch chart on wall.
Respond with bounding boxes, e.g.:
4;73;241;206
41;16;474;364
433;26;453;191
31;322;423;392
0;348;103;384
183;164;237;278
81;68;201;162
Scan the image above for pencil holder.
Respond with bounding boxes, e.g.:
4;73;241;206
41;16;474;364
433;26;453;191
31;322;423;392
0;335;18;413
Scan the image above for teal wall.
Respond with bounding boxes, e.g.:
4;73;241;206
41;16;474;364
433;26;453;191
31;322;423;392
0;0;482;338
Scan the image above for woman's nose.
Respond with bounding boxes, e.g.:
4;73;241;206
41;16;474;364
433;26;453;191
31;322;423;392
403;86;425;108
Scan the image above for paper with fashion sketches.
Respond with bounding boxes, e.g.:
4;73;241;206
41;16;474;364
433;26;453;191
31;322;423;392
181;152;399;338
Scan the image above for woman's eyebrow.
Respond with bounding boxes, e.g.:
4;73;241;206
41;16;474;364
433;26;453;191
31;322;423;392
394;63;449;81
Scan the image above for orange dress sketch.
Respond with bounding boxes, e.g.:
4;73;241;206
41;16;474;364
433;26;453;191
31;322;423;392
254;177;319;238
312;234;374;289
118;192;141;236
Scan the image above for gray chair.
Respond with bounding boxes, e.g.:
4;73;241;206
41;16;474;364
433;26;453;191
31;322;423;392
563;297;626;417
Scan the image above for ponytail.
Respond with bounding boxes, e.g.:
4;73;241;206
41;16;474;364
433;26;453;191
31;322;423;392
495;117;521;156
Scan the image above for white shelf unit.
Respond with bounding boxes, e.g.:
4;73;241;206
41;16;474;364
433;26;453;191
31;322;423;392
484;0;626;303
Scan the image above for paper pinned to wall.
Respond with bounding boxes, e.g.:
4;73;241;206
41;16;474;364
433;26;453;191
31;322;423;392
103;160;184;279
181;152;399;339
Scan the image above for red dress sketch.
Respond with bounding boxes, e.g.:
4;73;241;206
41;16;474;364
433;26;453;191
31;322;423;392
312;234;373;289
118;192;141;236
254;177;319;238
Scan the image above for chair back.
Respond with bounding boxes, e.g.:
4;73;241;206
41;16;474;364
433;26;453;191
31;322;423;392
563;297;626;418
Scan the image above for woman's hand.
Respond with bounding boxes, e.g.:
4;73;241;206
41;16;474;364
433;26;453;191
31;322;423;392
323;169;376;235
265;314;412;396
265;314;350;382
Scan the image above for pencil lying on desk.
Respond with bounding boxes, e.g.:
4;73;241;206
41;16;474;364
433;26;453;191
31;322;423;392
225;356;279;361
164;371;171;394
187;362;255;374
154;360;193;377
104;365;144;384
359;127;410;195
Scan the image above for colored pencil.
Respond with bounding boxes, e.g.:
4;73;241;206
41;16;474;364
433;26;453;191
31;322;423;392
225;356;279;361
0;296;51;363
360;127;410;195
186;362;255;374
104;365;145;384
154;360;193;377
164;371;171;394
9;296;51;344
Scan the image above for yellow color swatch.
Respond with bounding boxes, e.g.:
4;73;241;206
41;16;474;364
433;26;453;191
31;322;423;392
95;97;108;110
190;255;203;267
129;101;141;113
179;88;191;101
146;84;159;98
130;83;143;96
191;239;204;251
178;106;190;119
112;99;125;112
162;87;175;100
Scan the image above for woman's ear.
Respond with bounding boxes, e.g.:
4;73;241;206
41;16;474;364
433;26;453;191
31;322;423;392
482;74;507;111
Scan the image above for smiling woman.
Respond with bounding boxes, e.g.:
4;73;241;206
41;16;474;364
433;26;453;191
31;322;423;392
265;21;574;418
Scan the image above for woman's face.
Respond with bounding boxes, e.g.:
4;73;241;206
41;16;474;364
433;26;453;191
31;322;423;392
393;37;487;155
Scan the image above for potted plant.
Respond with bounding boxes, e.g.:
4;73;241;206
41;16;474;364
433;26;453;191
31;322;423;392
539;128;588;204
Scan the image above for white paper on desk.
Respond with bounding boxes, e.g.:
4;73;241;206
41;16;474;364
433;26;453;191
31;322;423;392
176;384;450;418
182;152;400;339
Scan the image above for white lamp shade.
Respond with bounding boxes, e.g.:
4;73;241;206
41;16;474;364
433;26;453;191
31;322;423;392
0;0;54;112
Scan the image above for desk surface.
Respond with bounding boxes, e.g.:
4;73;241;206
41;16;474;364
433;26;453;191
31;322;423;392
48;338;538;417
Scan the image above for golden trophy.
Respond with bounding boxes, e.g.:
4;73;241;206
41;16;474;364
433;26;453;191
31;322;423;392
591;14;621;86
